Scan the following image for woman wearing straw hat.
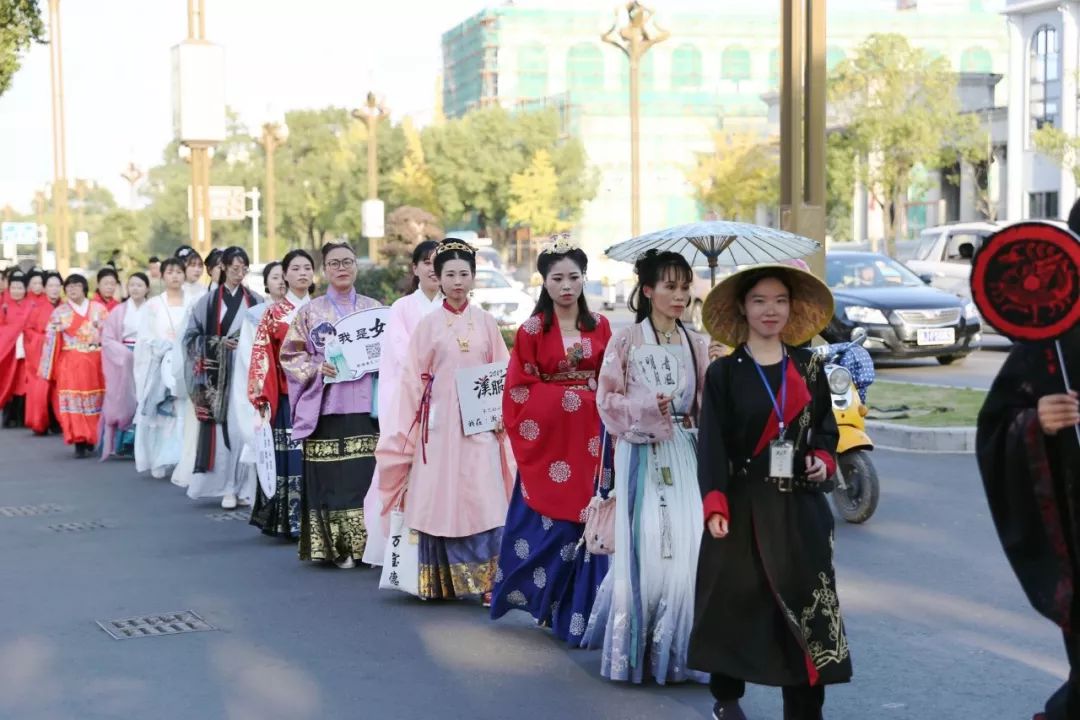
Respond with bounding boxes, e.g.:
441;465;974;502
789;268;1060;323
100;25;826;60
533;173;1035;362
689;264;851;720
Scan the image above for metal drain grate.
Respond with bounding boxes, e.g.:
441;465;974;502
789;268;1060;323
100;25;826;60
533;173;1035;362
205;511;249;522
47;520;111;532
0;503;66;517
97;611;217;640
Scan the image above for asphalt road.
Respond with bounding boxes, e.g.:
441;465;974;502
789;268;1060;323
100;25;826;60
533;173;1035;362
0;433;1064;720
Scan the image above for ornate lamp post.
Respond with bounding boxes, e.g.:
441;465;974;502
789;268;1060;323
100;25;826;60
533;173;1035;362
353;91;388;260
258;117;289;262
602;1;669;238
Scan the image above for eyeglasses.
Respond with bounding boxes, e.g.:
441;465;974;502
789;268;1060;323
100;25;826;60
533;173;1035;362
326;258;356;270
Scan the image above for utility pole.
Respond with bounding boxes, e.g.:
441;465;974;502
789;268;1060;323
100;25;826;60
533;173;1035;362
602;2;669;238
779;0;827;278
353;91;388;260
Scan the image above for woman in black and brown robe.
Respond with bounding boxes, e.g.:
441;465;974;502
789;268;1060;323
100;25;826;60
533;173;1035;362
689;264;852;720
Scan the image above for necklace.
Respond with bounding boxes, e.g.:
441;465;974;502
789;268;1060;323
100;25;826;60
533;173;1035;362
445;306;473;352
651;317;678;344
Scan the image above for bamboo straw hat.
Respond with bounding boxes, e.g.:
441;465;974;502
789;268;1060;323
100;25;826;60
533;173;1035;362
702;263;835;347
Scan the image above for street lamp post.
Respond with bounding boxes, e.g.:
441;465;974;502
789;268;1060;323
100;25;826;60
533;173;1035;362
47;0;71;274
353;91;388;260
74;178;88;268
603;1;668;238
779;0;827;278
259;120;288;262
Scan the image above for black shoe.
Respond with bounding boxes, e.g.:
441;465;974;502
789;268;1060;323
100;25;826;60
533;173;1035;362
713;701;748;720
74;444;86;459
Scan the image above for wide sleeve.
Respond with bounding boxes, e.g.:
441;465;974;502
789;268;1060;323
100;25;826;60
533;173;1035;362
488;312;510;365
231;311;260;454
133;302;158;409
248;305;279;413
377;300;410;427
976;343;1072;628
697;359;731;522
38;308;63;381
595;328;671;444
181;296;208;396
280;306;320;391
806;356;839;479
375;323;436;516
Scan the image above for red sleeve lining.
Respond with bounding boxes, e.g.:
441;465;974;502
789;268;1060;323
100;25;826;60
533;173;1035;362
811;449;836;478
703;490;729;523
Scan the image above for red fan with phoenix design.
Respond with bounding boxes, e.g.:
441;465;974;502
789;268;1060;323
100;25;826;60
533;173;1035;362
970;222;1080;342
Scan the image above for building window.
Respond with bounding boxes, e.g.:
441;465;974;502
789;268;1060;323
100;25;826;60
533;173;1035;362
517;45;548;99
1030;25;1060;136
960;47;992;73
567;43;604;92
722;45;751;82
1029;191;1059;219
671;44;702;90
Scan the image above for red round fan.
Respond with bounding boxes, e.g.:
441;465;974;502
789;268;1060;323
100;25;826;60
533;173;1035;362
970;221;1080;342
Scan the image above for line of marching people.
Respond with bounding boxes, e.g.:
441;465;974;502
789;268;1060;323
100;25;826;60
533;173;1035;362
0;236;852;720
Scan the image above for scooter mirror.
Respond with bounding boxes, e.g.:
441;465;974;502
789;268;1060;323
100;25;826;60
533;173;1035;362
849;327;869;345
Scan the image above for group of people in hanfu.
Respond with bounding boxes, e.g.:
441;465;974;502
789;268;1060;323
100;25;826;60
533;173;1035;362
0;236;854;720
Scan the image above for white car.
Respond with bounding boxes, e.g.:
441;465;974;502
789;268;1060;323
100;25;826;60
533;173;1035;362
904;222;1001;298
473;267;534;327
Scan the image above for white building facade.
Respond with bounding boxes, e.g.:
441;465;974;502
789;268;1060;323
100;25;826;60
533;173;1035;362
1005;0;1080;221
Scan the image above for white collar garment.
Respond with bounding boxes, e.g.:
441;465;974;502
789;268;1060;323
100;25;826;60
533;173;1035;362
70;298;89;317
286;290;310;309
414;288;442;315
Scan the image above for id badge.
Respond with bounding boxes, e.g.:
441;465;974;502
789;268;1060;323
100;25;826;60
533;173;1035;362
769;440;795;479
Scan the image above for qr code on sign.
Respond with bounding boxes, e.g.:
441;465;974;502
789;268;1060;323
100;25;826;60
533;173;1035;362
365;345;381;360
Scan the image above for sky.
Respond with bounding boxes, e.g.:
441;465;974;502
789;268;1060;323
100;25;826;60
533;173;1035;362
0;0;1003;214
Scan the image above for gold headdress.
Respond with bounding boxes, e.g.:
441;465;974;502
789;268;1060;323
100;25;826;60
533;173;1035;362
437;239;477;255
540;232;577;255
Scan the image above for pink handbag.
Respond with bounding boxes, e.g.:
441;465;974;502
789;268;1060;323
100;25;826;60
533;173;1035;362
582;431;616;556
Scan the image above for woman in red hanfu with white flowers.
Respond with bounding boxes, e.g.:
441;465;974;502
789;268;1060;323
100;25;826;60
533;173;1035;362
489;236;613;645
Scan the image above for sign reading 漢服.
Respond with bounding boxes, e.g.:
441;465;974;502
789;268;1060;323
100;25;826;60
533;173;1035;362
456;361;508;436
323;307;390;384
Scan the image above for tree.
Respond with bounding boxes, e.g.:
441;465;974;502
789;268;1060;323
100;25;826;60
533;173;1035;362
0;0;45;97
382;205;443;266
507;149;562;235
422;106;597;246
1033;125;1080;186
687;131;778;221
830;33;981;256
94;209;150;270
826;131;856;242
389;117;438;215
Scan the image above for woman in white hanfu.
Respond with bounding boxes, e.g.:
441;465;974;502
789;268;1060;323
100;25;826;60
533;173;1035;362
134;258;192;478
365;239;441;566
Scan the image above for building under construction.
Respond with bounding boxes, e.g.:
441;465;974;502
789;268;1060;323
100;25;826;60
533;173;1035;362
440;1;1010;259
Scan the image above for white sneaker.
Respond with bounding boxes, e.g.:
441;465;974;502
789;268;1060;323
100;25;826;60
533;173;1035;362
236;496;251;508
334;556;356;569
221;494;238;510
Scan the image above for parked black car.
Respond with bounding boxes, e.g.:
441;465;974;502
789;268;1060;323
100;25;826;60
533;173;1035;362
822;252;982;365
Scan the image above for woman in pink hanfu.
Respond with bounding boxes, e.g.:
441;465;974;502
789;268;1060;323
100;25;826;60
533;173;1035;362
365;239;442;566
376;239;514;605
99;273;149;459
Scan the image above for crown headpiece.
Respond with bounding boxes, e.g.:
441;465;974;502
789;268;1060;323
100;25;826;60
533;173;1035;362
437;240;477;255
540;232;577;255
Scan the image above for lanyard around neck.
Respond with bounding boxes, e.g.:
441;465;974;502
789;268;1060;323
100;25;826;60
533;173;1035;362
746;346;789;434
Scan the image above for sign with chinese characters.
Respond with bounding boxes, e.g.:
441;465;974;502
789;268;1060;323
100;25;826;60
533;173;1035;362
253;420;276;498
632;346;680;396
324;307;390;384
456;361;508;436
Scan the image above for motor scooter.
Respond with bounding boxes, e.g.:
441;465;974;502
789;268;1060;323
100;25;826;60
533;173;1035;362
815;328;878;524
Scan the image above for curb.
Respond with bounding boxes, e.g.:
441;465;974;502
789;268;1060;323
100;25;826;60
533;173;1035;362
865;420;976;454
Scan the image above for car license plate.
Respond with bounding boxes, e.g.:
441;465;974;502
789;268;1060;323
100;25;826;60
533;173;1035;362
916;328;955;346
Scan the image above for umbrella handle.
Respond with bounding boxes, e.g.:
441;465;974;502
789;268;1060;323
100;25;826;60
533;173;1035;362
1055;339;1080;445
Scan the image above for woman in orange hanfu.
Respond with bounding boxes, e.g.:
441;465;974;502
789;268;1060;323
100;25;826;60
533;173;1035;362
39;274;109;458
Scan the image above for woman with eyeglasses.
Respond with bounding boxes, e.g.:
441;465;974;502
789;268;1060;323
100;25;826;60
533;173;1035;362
181;246;262;509
280;242;382;568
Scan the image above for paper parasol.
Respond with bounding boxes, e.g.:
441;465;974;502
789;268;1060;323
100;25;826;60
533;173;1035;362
970;221;1080;342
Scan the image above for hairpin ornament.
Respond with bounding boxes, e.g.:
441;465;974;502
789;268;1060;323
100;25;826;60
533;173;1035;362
540;232;576;255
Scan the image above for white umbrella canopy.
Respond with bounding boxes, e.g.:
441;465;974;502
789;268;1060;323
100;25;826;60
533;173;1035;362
604;221;822;285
